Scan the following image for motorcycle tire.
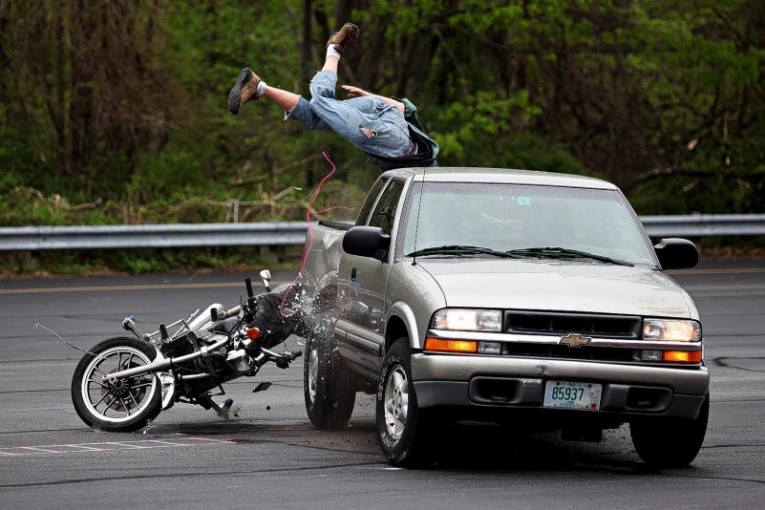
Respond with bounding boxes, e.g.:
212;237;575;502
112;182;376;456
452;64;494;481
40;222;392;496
71;336;162;432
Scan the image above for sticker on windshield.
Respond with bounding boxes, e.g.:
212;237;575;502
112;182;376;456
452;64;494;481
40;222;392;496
516;197;532;206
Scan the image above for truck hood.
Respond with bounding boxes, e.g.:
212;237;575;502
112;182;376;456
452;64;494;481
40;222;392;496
418;259;695;318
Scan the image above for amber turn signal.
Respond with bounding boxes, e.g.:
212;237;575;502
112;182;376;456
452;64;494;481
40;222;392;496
424;337;478;353
662;350;702;363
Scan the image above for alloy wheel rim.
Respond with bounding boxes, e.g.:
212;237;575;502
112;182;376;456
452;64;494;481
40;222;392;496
384;365;409;440
308;342;319;403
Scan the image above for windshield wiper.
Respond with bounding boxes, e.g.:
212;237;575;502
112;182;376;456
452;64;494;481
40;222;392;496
506;247;634;267
408;245;521;259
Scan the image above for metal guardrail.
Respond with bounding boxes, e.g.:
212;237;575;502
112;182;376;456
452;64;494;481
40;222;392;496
0;215;764;251
640;214;765;238
0;222;308;251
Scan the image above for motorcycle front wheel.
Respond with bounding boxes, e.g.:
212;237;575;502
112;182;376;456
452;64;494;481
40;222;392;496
71;337;162;432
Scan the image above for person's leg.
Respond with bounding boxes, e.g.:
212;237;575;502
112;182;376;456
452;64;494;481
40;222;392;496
308;70;414;158
322;54;339;74
304;22;414;158
262;87;300;112
227;67;330;129
263;87;331;130
304;23;375;146
227;23;356;115
228;68;301;113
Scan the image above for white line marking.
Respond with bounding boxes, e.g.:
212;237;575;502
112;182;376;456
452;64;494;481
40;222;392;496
144;440;186;446
20;447;62;453
0;435;236;458
65;445;104;451
104;442;153;449
185;437;237;444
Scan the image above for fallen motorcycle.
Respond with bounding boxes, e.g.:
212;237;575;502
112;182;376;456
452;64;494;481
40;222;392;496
71;270;305;432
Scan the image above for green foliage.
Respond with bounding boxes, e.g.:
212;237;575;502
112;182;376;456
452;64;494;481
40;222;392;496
1;0;765;274
0;246;299;276
433;90;542;160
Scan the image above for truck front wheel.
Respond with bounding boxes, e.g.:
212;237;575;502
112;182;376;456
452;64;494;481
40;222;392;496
376;339;438;468
630;393;709;468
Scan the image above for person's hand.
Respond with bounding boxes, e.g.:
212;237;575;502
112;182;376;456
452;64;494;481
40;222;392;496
342;85;370;99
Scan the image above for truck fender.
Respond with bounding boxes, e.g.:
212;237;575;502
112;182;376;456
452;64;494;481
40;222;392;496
385;302;421;353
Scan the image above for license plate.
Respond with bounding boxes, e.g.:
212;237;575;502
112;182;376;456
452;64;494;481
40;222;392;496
543;381;602;410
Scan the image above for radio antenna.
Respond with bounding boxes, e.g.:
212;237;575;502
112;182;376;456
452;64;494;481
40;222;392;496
411;169;426;266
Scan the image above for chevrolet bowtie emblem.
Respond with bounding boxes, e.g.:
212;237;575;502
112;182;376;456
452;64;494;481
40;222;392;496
559;334;591;348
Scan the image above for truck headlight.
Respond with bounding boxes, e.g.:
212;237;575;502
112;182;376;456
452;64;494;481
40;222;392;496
643;319;701;342
431;309;502;332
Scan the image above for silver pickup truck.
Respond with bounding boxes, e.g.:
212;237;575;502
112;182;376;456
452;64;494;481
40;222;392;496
300;167;709;468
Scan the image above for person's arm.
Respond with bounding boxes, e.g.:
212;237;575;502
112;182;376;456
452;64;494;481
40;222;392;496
342;85;405;114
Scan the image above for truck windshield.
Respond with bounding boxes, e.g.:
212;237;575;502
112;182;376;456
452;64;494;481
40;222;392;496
399;182;657;267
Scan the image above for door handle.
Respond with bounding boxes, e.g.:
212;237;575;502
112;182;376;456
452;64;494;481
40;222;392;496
351;267;357;281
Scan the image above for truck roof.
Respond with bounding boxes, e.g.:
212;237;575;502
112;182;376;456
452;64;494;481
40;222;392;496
383;167;618;190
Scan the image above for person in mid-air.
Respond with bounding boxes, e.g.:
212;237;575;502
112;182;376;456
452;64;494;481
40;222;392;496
228;23;438;171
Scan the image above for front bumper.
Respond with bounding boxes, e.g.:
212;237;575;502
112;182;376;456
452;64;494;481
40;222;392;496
411;353;709;420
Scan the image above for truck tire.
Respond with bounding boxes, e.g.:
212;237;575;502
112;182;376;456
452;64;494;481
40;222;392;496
71;337;162;432
630;393;709;468
303;323;356;429
376;339;437;468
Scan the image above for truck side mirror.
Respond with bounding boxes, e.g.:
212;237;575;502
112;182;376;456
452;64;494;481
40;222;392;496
654;238;698;270
343;226;391;262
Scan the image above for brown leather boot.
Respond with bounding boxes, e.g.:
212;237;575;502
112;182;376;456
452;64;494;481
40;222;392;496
327;23;359;53
228;68;262;115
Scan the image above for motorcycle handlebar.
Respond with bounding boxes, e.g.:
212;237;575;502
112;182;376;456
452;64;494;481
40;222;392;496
122;316;149;340
224;305;242;318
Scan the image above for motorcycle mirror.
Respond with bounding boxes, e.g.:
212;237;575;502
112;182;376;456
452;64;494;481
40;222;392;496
259;269;272;292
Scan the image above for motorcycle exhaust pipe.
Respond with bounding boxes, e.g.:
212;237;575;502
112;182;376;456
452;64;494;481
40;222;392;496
104;336;230;382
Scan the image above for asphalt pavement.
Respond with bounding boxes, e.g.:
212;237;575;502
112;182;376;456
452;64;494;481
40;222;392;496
1;261;765;509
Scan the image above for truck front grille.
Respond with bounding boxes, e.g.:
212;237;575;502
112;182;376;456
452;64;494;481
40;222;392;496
505;311;641;339
502;343;636;363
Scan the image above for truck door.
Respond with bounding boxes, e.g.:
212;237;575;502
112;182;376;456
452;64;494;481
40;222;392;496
337;179;405;377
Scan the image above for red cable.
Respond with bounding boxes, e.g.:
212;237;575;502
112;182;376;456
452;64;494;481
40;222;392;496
278;150;354;317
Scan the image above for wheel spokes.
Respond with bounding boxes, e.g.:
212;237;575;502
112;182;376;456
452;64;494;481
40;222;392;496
308;345;319;402
81;345;156;424
384;365;409;440
392;371;404;391
118;396;132;416
93;390;113;409
127;390;141;410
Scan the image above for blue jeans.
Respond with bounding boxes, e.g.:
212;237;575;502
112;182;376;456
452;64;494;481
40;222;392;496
287;71;415;159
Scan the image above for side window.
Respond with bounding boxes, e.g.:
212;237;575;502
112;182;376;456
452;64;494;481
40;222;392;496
355;177;388;226
368;180;404;235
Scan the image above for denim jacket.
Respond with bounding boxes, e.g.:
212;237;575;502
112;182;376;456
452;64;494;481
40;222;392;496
371;98;440;172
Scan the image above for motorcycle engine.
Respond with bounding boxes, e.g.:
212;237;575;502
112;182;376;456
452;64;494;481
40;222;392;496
161;332;195;358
